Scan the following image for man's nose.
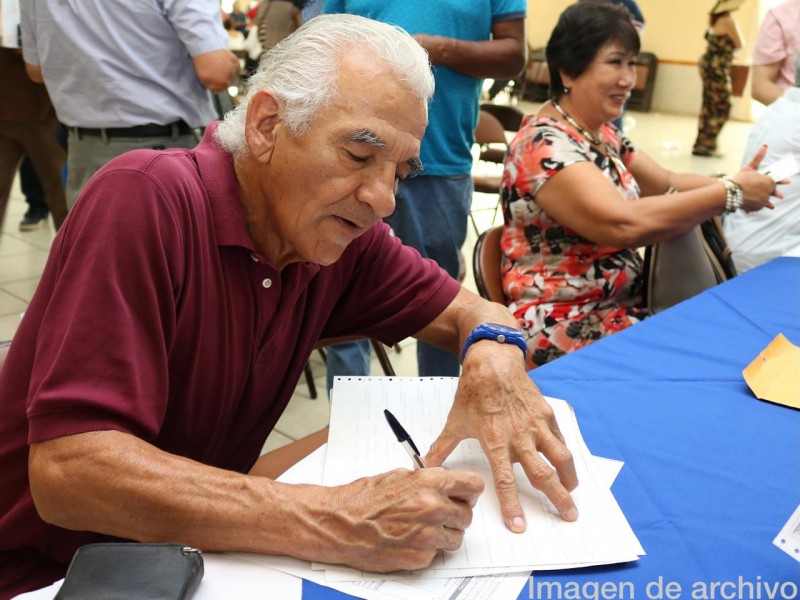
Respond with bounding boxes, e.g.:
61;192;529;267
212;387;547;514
357;174;396;219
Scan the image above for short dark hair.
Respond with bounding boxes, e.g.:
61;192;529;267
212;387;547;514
546;1;641;99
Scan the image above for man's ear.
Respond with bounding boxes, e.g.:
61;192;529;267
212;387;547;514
245;90;284;164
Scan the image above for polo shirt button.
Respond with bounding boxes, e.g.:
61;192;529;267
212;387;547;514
250;253;259;262
261;278;272;289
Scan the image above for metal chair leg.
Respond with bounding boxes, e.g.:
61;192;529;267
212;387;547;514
303;362;317;400
370;340;396;376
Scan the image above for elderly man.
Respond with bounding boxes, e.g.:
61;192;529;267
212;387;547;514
0;15;577;599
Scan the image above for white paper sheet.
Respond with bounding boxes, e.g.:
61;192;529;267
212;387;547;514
241;444;531;600
773;503;800;563
760;155;800;183
321;377;642;581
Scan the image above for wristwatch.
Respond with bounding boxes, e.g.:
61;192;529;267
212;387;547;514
461;323;527;361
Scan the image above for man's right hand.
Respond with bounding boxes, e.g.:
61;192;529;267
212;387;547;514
308;467;484;572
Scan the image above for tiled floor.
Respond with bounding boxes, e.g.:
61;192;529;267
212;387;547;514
0;101;753;454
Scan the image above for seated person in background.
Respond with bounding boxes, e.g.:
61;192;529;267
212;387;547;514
751;0;799;106
725;54;800;272
500;1;779;369
0;15;578;599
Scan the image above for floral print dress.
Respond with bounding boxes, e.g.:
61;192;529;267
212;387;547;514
500;115;649;367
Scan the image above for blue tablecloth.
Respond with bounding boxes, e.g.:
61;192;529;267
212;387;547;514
306;257;800;599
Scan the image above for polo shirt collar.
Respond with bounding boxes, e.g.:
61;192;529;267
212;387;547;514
194;121;256;251
194;122;320;280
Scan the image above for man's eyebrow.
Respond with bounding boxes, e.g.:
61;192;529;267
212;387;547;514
346;128;423;177
408;157;424;178
347;128;386;148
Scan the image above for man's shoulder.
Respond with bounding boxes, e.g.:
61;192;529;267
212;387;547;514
101;147;201;187
80;147;210;219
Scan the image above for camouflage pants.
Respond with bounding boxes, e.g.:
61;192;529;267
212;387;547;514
693;60;732;153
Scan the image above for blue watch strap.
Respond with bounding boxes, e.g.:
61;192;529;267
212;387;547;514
461;323;527;361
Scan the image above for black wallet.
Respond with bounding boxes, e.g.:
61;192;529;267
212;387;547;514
55;543;204;600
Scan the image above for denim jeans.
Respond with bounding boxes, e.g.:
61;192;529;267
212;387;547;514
326;340;371;395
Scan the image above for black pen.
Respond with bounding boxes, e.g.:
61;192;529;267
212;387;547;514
383;409;426;469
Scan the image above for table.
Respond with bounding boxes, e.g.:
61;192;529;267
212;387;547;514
306;257;800;599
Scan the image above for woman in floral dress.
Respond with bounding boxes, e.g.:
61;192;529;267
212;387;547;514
501;2;779;369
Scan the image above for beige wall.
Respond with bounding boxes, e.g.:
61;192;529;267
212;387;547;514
525;0;764;119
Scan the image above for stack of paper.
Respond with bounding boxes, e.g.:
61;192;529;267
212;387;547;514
238;446;532;600
240;376;643;600
319;377;643;583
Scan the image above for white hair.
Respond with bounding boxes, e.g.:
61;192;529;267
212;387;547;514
214;14;435;156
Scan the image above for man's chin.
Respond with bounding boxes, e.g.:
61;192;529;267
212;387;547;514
309;245;348;267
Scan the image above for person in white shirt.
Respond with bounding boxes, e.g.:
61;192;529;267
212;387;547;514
724;54;800;271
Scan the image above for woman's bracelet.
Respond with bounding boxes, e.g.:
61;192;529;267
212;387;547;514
718;175;743;213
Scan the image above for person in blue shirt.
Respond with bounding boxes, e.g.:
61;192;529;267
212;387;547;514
322;0;527;383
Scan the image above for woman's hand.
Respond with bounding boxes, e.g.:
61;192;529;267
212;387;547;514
732;144;783;212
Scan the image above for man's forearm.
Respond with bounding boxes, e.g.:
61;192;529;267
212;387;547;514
28;429;481;572
28;430;340;558
415;35;526;79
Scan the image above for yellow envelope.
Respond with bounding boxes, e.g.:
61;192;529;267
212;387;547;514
743;333;800;409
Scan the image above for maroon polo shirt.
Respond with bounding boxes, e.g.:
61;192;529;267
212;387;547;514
0;125;460;598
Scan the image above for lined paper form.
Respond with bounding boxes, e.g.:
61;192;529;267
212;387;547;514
237;446;532;600
321;377;643;581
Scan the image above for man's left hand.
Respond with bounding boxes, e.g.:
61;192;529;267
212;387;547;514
424;342;579;532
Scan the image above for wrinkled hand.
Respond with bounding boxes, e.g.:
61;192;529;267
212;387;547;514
735;144;785;211
425;343;579;533
325;467;483;572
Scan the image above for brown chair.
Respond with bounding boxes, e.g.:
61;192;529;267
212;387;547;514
479;103;524;133
471;110;508;234
513;46;550;103
303;337;396;399
315;337;396;377
627;52;658;112
474;109;508;166
472;225;506;304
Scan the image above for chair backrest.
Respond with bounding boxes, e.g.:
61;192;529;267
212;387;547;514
475;110;509;166
472;226;506;304
480;103;525;132
475;110;508;147
315;336;396;377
